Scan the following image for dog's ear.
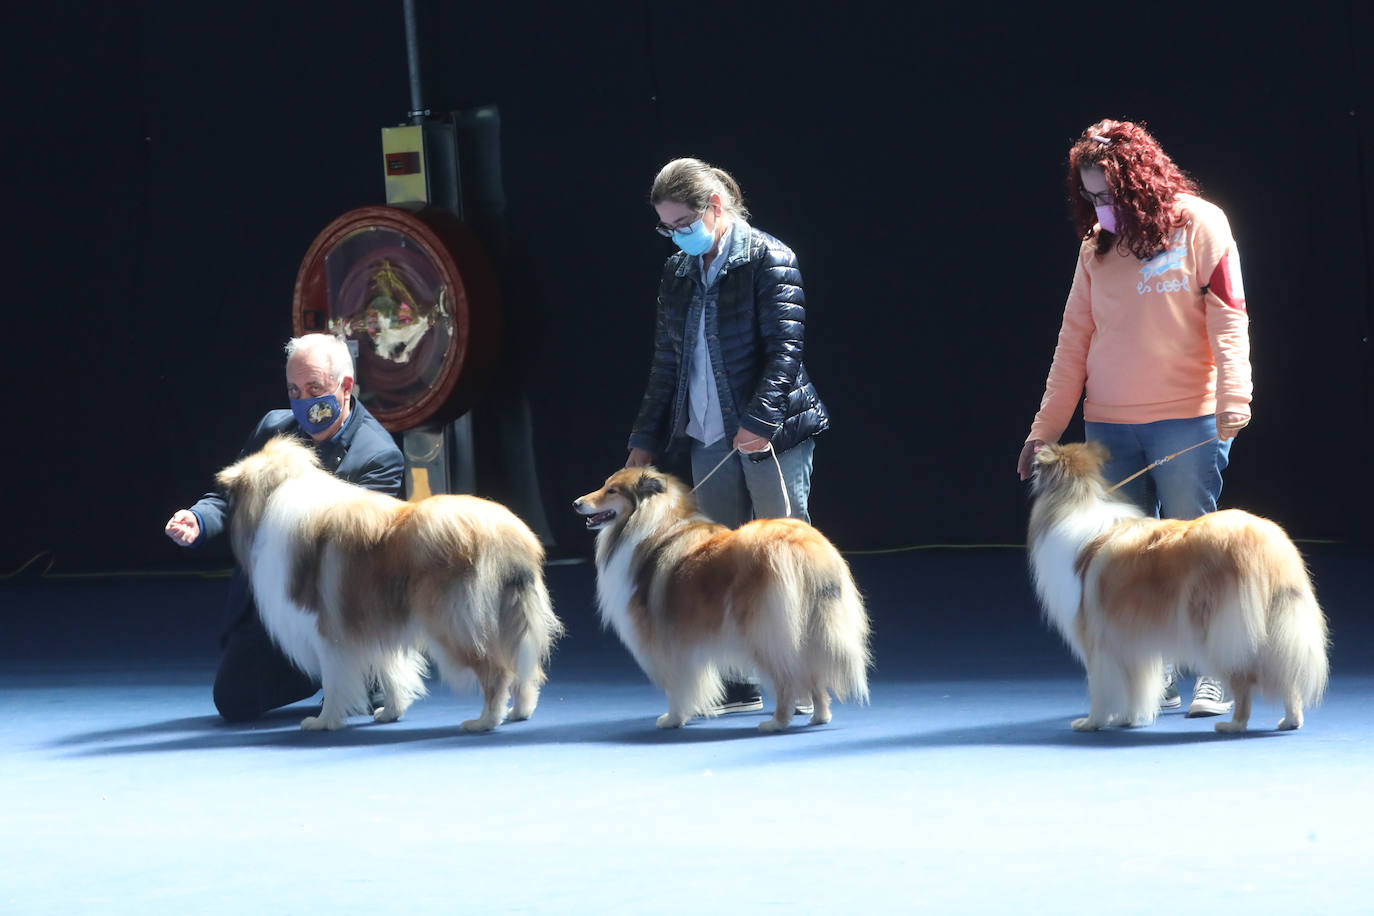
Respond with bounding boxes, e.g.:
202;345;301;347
1028;443;1062;491
1032;443;1058;468
635;472;665;499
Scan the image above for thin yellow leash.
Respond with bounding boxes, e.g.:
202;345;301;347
1104;436;1218;494
691;446;740;492
690;444;793;518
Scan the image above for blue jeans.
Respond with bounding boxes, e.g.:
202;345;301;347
689;437;815;528
1084;416;1232;521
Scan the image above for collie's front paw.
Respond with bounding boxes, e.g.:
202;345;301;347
1214;720;1248;734
372;706;402;724
1071;717;1102;732
301;715;342;731
758;719;790;733
1276;715;1302;731
656;713;686;729
809;710;832;726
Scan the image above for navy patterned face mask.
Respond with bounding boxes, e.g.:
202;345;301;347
290;381;342;435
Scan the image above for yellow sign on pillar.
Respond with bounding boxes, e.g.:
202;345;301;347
407;466;433;501
382;125;428;205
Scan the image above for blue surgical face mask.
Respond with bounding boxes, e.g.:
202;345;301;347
290;381;344;435
671;218;716;256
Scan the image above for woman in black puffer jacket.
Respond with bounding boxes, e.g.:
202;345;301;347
626;157;828;529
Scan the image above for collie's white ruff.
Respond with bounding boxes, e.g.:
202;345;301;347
1028;442;1328;733
217;436;563;732
575;466;871;732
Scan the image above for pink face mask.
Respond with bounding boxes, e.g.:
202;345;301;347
1095;204;1118;234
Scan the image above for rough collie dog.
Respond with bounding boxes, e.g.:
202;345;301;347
574;466;871;732
1027;441;1328;733
216;436;563;732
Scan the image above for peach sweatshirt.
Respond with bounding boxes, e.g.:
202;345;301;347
1027;194;1252;445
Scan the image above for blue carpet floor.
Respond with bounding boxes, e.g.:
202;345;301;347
2;546;1370;914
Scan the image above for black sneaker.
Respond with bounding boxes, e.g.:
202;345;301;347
366;681;386;714
714;678;764;714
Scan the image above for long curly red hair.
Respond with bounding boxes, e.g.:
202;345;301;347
1067;119;1197;259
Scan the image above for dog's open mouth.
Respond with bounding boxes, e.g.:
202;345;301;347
583;509;617;530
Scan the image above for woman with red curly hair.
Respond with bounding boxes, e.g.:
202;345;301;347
1017;119;1253;718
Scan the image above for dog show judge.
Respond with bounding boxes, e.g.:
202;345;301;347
164;333;404;722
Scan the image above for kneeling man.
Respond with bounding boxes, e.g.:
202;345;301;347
165;334;404;721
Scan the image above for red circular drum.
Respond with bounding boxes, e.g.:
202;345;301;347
292;205;501;432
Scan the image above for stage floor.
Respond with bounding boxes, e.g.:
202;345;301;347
2;546;1370;914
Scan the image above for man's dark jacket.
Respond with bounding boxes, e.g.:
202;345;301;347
189;400;404;638
628;221;829;457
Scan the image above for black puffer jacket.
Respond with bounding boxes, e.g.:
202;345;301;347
628;221;829;456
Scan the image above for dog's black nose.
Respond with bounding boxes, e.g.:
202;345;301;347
572;499;584;511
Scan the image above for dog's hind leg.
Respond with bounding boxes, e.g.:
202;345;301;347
503;567;560;724
759;705;794;732
1277;686;1305;731
759;673;797;733
808;685;832;726
461;658;513;733
1215;680;1252;734
509;633;542;722
509;683;539;722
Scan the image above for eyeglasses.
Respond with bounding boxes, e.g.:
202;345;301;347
1079;187;1114;206
654;210;705;238
287;378;340;400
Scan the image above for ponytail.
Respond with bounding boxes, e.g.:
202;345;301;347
650;158;750;220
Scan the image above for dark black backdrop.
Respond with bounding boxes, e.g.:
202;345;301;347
5;1;1371;573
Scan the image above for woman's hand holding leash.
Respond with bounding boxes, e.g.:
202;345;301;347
1020;412;1243;481
1017;439;1047;481
691;430;793;519
733;429;771;455
1217;411;1248;441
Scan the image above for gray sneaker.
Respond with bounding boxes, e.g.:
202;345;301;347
1186;676;1233;717
1160;663;1182;710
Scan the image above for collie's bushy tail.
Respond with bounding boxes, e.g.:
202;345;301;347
777;538;871;705
1267;580;1329;708
503;561;563;685
815;564;872;704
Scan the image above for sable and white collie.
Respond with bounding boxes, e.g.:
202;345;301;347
573;466;871;732
1027;441;1328;733
216;436;563;732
